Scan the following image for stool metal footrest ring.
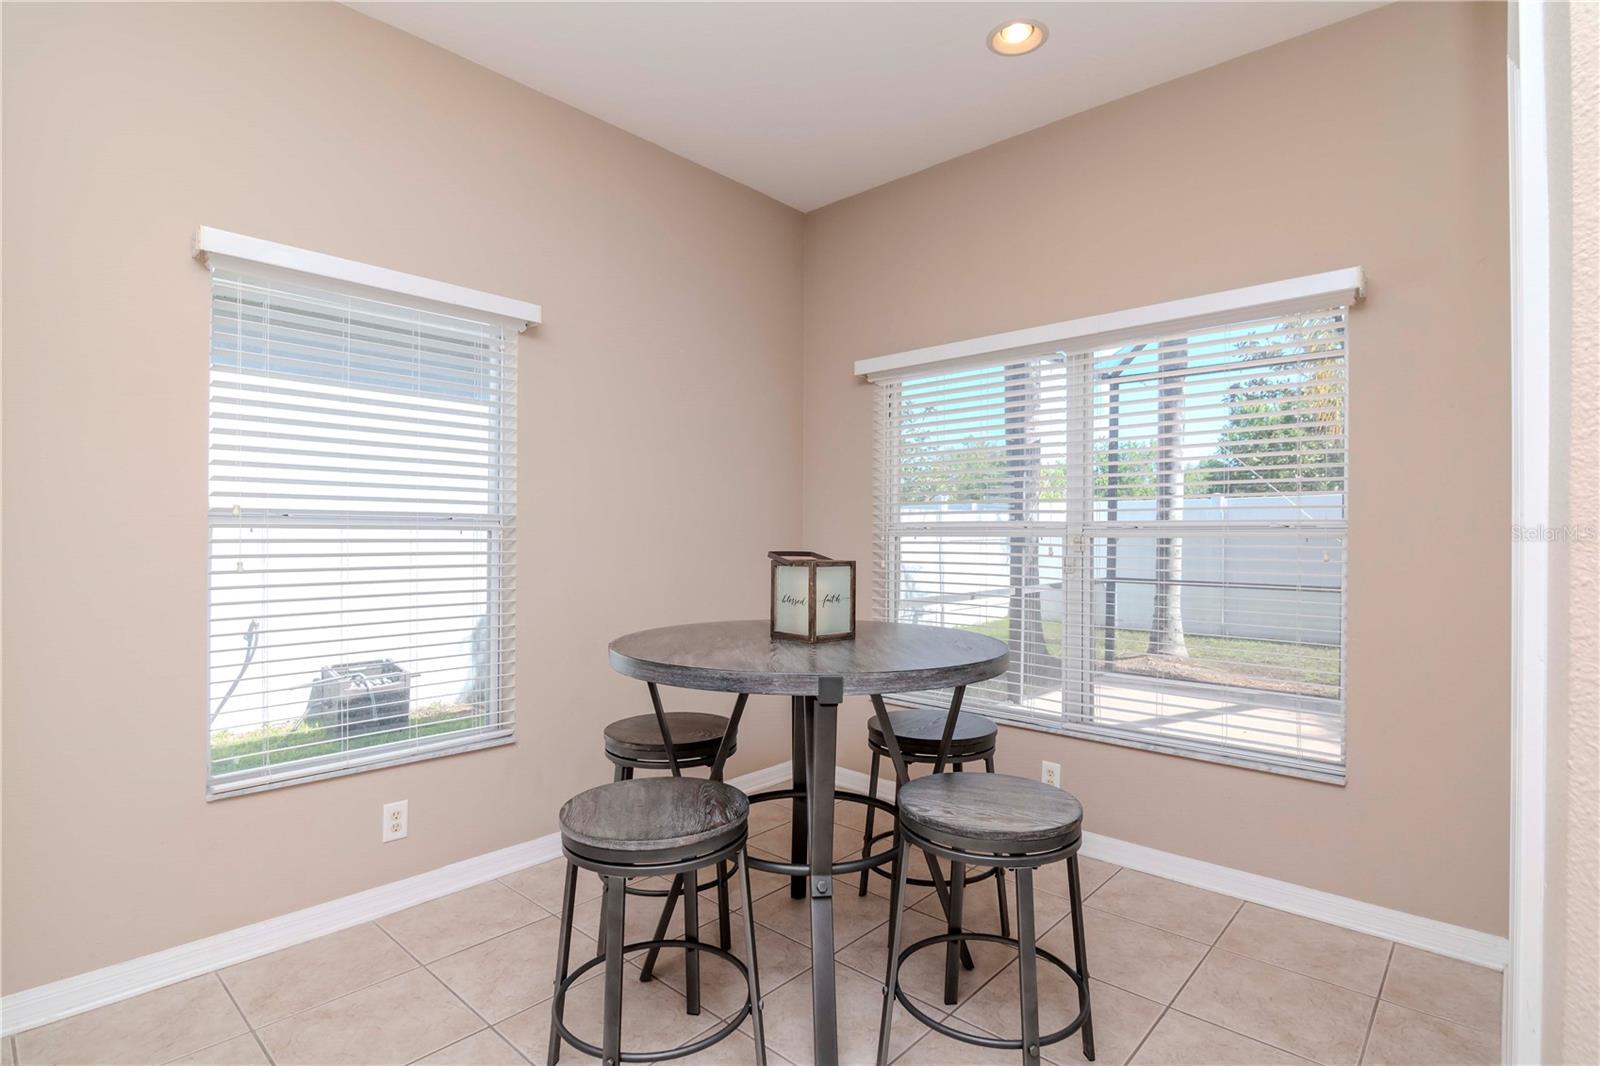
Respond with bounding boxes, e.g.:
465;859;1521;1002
742;787;898;878
551;939;752;1063
892;932;1089;1051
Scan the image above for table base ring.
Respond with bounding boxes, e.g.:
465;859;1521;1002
744;787;898;878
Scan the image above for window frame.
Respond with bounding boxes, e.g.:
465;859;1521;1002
199;238;530;799
868;278;1357;785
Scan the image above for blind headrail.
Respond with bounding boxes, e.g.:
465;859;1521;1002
853;266;1363;381
194;226;542;332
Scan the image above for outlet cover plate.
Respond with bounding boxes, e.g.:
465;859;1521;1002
383;800;408;843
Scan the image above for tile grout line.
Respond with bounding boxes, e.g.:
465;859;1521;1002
247;1021;280;1064
493;874;566;915
1223;945;1396;1064
1181;944;1364;1062
891;1014;1005;1065
367;923;518;1066
1374;998;1505;1040
749;893;892;959
208;971;277;1066
1123;896;1244;1065
1166;1006;1321;1066
1154;915;1385;1066
1104;888;1463;1065
411;985;501;1063
428;1028;532;1066
217;926;429;1040
1354;942;1397;1066
1078;899;1216;949
1092;870;1495;1032
1074;863;1258;950
1367;949;1505;1039
693;935;843;1062
878;979;955;1066
749;960;810;1013
1078;873;1238;948
425;909;560;970
390;925;536;1066
1075;884;1414;1021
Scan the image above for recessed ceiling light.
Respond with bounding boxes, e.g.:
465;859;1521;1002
988;19;1047;57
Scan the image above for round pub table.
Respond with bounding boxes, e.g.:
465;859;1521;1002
608;620;1008;1066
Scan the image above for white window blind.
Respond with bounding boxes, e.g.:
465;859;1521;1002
874;308;1348;781
207;269;516;796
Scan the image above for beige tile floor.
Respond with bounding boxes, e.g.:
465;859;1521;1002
9;799;1503;1066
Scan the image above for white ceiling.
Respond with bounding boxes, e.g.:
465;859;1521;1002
351;1;1384;211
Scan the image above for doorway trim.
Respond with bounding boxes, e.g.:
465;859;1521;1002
1506;2;1554;1062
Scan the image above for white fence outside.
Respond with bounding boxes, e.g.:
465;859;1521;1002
895;492;1344;646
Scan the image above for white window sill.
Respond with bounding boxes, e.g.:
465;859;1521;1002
207;731;515;800
883;695;1346;786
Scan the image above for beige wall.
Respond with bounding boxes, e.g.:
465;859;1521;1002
0;2;802;993
2;0;1525;1000
800;1;1511;934
1544;0;1599;1060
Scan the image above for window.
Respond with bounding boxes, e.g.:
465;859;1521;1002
207;269;516;796
873;305;1349;781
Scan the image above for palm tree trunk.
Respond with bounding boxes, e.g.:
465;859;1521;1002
1149;339;1189;658
1005;363;1049;701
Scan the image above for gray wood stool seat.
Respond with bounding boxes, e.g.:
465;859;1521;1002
866;708;997;759
897;773;1083;854
857;710;1009;947
877;773;1094;1066
549;778;766;1065
560;778;749;861
603;711;734;772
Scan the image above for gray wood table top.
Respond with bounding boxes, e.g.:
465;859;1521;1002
607;619;1008;696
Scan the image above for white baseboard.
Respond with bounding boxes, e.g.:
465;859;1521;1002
2;758;1505;1036
0;835;563;1037
833;765;1509;972
1073;830;1509;971
726;760;795;793
0;761;793;1037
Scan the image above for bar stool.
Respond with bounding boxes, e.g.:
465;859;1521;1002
603;711;733;778
877;774;1094;1066
548;777;766;1066
856;709;1010;938
601;712;737;975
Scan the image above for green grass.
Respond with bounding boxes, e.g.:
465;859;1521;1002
961;617;1339;692
211;702;488;776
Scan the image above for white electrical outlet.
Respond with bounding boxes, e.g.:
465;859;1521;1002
1041;761;1061;788
383;800;408;842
